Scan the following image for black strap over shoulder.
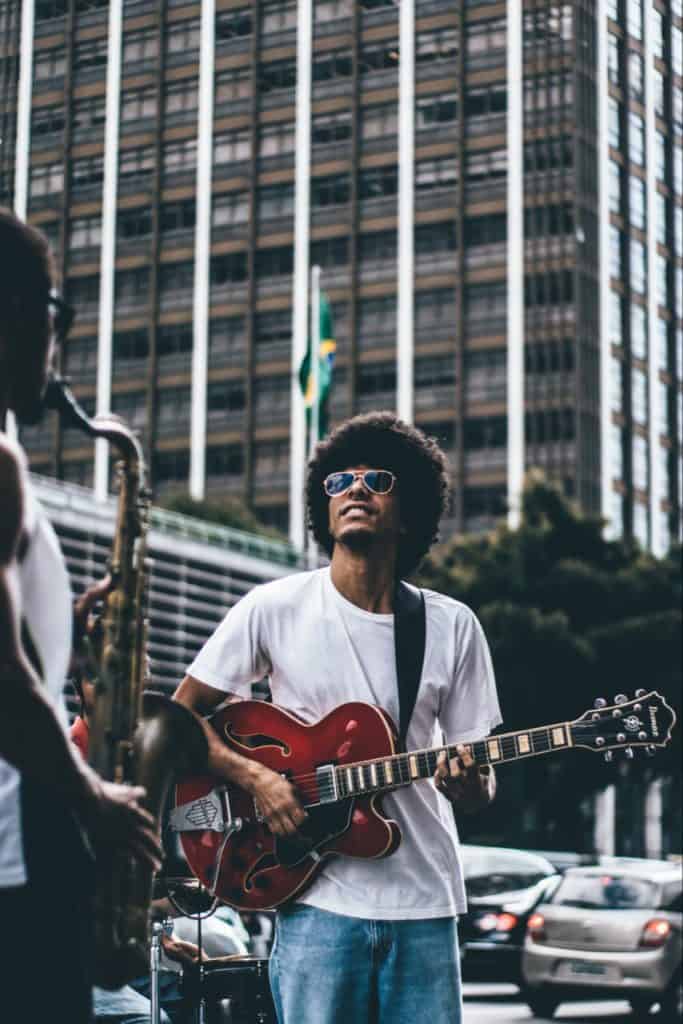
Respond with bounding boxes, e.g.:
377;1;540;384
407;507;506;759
394;581;426;749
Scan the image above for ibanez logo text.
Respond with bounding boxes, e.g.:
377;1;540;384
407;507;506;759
649;706;659;737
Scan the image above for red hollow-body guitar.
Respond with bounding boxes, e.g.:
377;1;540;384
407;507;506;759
172;691;675;911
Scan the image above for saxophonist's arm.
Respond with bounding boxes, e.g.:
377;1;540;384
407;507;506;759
0;438;162;870
174;674;306;837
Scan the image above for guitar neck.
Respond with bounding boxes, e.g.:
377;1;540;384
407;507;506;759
333;721;573;800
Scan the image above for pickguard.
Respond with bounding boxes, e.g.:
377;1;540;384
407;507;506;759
274;799;355;868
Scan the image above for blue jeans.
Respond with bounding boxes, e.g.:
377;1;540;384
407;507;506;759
269;905;462;1024
93;984;170;1024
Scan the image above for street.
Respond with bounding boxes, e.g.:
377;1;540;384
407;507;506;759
463;984;636;1023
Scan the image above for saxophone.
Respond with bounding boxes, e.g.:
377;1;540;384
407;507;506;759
45;375;208;990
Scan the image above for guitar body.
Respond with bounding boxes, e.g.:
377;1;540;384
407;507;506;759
175;701;401;911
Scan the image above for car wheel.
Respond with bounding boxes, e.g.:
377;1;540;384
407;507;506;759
659;971;683;1020
524;989;560;1019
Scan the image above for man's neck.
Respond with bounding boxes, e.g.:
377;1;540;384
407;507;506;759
329;547;397;614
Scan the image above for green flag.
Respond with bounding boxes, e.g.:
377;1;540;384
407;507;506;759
298;293;336;440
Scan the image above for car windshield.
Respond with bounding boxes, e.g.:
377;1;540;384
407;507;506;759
463;850;553;897
552;874;658;910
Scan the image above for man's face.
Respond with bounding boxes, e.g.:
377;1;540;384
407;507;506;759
9;282;55;424
327;465;403;555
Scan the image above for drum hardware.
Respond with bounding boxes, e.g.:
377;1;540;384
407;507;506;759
150;921;164;1024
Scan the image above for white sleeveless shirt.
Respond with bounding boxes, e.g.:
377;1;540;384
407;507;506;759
0;451;72;886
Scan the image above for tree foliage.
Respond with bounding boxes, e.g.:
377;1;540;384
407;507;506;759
160;494;288;543
417;475;682;850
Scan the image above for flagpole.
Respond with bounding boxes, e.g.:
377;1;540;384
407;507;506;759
307;265;321;567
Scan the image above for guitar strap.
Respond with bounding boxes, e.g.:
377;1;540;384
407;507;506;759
394;581;427;749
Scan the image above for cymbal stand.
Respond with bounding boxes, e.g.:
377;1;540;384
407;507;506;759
150;921;163;1024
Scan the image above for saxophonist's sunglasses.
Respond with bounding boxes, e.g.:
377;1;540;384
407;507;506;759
323;469;396;498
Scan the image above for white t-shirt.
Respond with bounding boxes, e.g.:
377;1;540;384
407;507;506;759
187;567;502;920
0;448;72;887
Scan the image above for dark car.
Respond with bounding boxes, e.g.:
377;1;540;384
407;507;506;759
459;845;560;983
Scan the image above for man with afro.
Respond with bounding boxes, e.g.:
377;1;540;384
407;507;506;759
175;411;502;1023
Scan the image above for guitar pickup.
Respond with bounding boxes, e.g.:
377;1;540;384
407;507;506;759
315;764;338;804
169;787;228;833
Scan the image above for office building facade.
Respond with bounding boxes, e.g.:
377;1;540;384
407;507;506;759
2;0;681;550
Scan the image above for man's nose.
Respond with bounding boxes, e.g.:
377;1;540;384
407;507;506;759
347;474;370;497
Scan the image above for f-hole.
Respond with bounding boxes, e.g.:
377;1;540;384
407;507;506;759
224;723;291;755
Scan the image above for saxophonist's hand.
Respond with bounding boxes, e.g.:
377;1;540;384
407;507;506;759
84;780;163;871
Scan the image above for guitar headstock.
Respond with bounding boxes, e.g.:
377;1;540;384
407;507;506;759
570;691;677;762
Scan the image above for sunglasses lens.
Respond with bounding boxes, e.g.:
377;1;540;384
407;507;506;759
365;470;394;494
325;472;354;496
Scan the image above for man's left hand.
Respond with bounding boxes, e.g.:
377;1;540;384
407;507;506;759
434;745;495;813
161;934;207;967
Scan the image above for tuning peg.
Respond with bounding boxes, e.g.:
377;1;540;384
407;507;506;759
594;698;607;709
617;733;626;743
596;737;606;747
624;747;634;759
614;694;628;705
645;745;657;757
638;731;647;741
635;689;647;698
603;750;614;762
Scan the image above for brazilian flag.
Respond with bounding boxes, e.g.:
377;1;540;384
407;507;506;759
298;293;336;440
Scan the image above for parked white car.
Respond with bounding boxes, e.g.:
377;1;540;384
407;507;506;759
521;861;682;1019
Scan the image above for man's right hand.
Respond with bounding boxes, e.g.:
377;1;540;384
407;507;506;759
83;780;163;871
247;763;307;837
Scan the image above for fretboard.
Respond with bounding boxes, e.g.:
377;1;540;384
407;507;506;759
333;722;573;800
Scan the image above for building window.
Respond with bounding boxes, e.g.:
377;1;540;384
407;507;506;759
357;361;396;397
259;58;297;93
312;110;352;145
360;102;398;138
210;252;248;284
113;329;149;361
626;0;642;40
632;367;647;425
631;304;647;360
116;267;150;305
311;173;350;207
123;28;158;63
66;274;99;310
157;388;191;430
464;486;507;528
35;0;67;20
258;182;295;219
609;291;623;346
465;85;507;119
215;67;251;103
651;9;664;59
69;216;101;250
254;311;290;347
213;192;249;226
628;112;644;166
30;161;64;197
633;436;648;491
160;199;196;234
254;246;294;278
71;94;106;133
210;317;247;356
254;440;288;481
163;137;196;176
71;155;104;189
608;159;621;213
316;0;352;19
611;424;623;478
630;238;646;294
158;324;192;358
656;318;668;371
121;86;157;122
34;47;66;80
153;450;189;483
609;225;622;278
629;175;645;230
415;157;457;192
254;375;289;412
31;105;65;137
465;19;505;55
416;222;457;255
159;261;193;294
118;207;152;240
627;50;643;101
465;213;506;246
418;26;459;62
416;355;456;390
607;33;620;84
310;236;349;268
164;79;198;115
73;37;108;73
465;282;507;319
415;288;457;327
357;295;396;338
359;43;399;74
654;131;666;181
610;355;623;411
416;93;457;129
214;130;250;165
112;390;148;432
215;7;252;40
466;148;506;184
261;0;296;33
673;25;683;77
359;166;398;200
359;230;397;264
120;145;154;181
653;69;665;118
465;349;506;402
166;18;200;54
655;254;668;308
259;121;295;157
659;381;669;434
608;97;620;149
206;445;244;477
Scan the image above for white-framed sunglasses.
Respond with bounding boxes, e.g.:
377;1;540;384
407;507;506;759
323;469;396;498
